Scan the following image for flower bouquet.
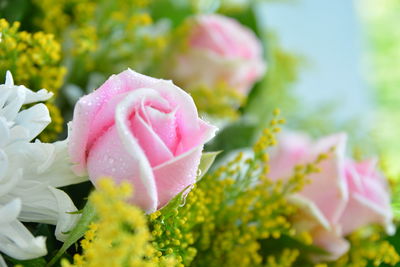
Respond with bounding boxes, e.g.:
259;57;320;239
0;0;399;267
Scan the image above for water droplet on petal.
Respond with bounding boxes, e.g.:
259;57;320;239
179;184;195;207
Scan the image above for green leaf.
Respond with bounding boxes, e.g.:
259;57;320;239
197;151;221;181
0;0;30;23
259;235;329;257
206;120;257;155
46;202;96;267
150;0;194;27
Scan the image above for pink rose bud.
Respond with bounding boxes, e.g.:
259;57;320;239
170;14;266;94
269;132;394;261
68;69;217;213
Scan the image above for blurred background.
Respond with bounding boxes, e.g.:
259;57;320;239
206;0;400;175
0;0;399;173
256;0;400;174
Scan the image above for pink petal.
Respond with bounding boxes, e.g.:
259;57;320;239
269;132;311;180
144;106;178;154
150;81;217;153
130;113;173;167
68;69;161;175
300;133;349;225
192;15;263;60
288;195;331;231
86;125;157;213
175;119;217;155
311;226;350;262
339;159;394;235
153;144;203;209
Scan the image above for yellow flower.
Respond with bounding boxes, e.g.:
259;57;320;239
63;178;178;267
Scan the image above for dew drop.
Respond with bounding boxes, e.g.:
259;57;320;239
179;184;194;207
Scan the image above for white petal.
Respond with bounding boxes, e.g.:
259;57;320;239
0;255;7;267
6;140;87;187
0;149;8;181
49;186;80;241
0;200;47;260
45;140;88;187
0;117;10;147
0;168;22;199
33;141;56;174
0;199;21;224
0;223;47;260
23;88;53;104
5;71;13;87
8;125;30;142
0;88;25;122
15;185;79;242
0;87;12;110
15;103;51;141
23;86;53;104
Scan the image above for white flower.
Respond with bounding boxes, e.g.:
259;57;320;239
0;71;87;264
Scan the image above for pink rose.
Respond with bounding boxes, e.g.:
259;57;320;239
68;69;217;213
170;14;266;94
269;132;394;261
339;158;394;235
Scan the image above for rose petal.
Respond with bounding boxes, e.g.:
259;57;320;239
339;159;394;235
193;15;263;60
69;69;160;175
269;132;311;180
150;81;202;152
175;119;217;155
300;133;349;225
87;91;171;156
130;113;173;167
144;106;178;154
288;194;331;231
311;226;350;262
87;124;157;213
115;89;165;213
153;144;203;209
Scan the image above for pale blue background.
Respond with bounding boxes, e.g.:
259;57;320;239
256;0;372;134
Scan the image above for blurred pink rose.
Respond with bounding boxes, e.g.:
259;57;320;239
170;14;266;94
269;132;394;261
339;158;394;235
68;69;217;213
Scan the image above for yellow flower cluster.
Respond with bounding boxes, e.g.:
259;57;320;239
32;0;70;36
69;111;399;267
62;178;178;267
148;111;315;267
330;230;399;267
0;19;66;141
190;82;246;119
33;0;167;75
266;249;300;267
